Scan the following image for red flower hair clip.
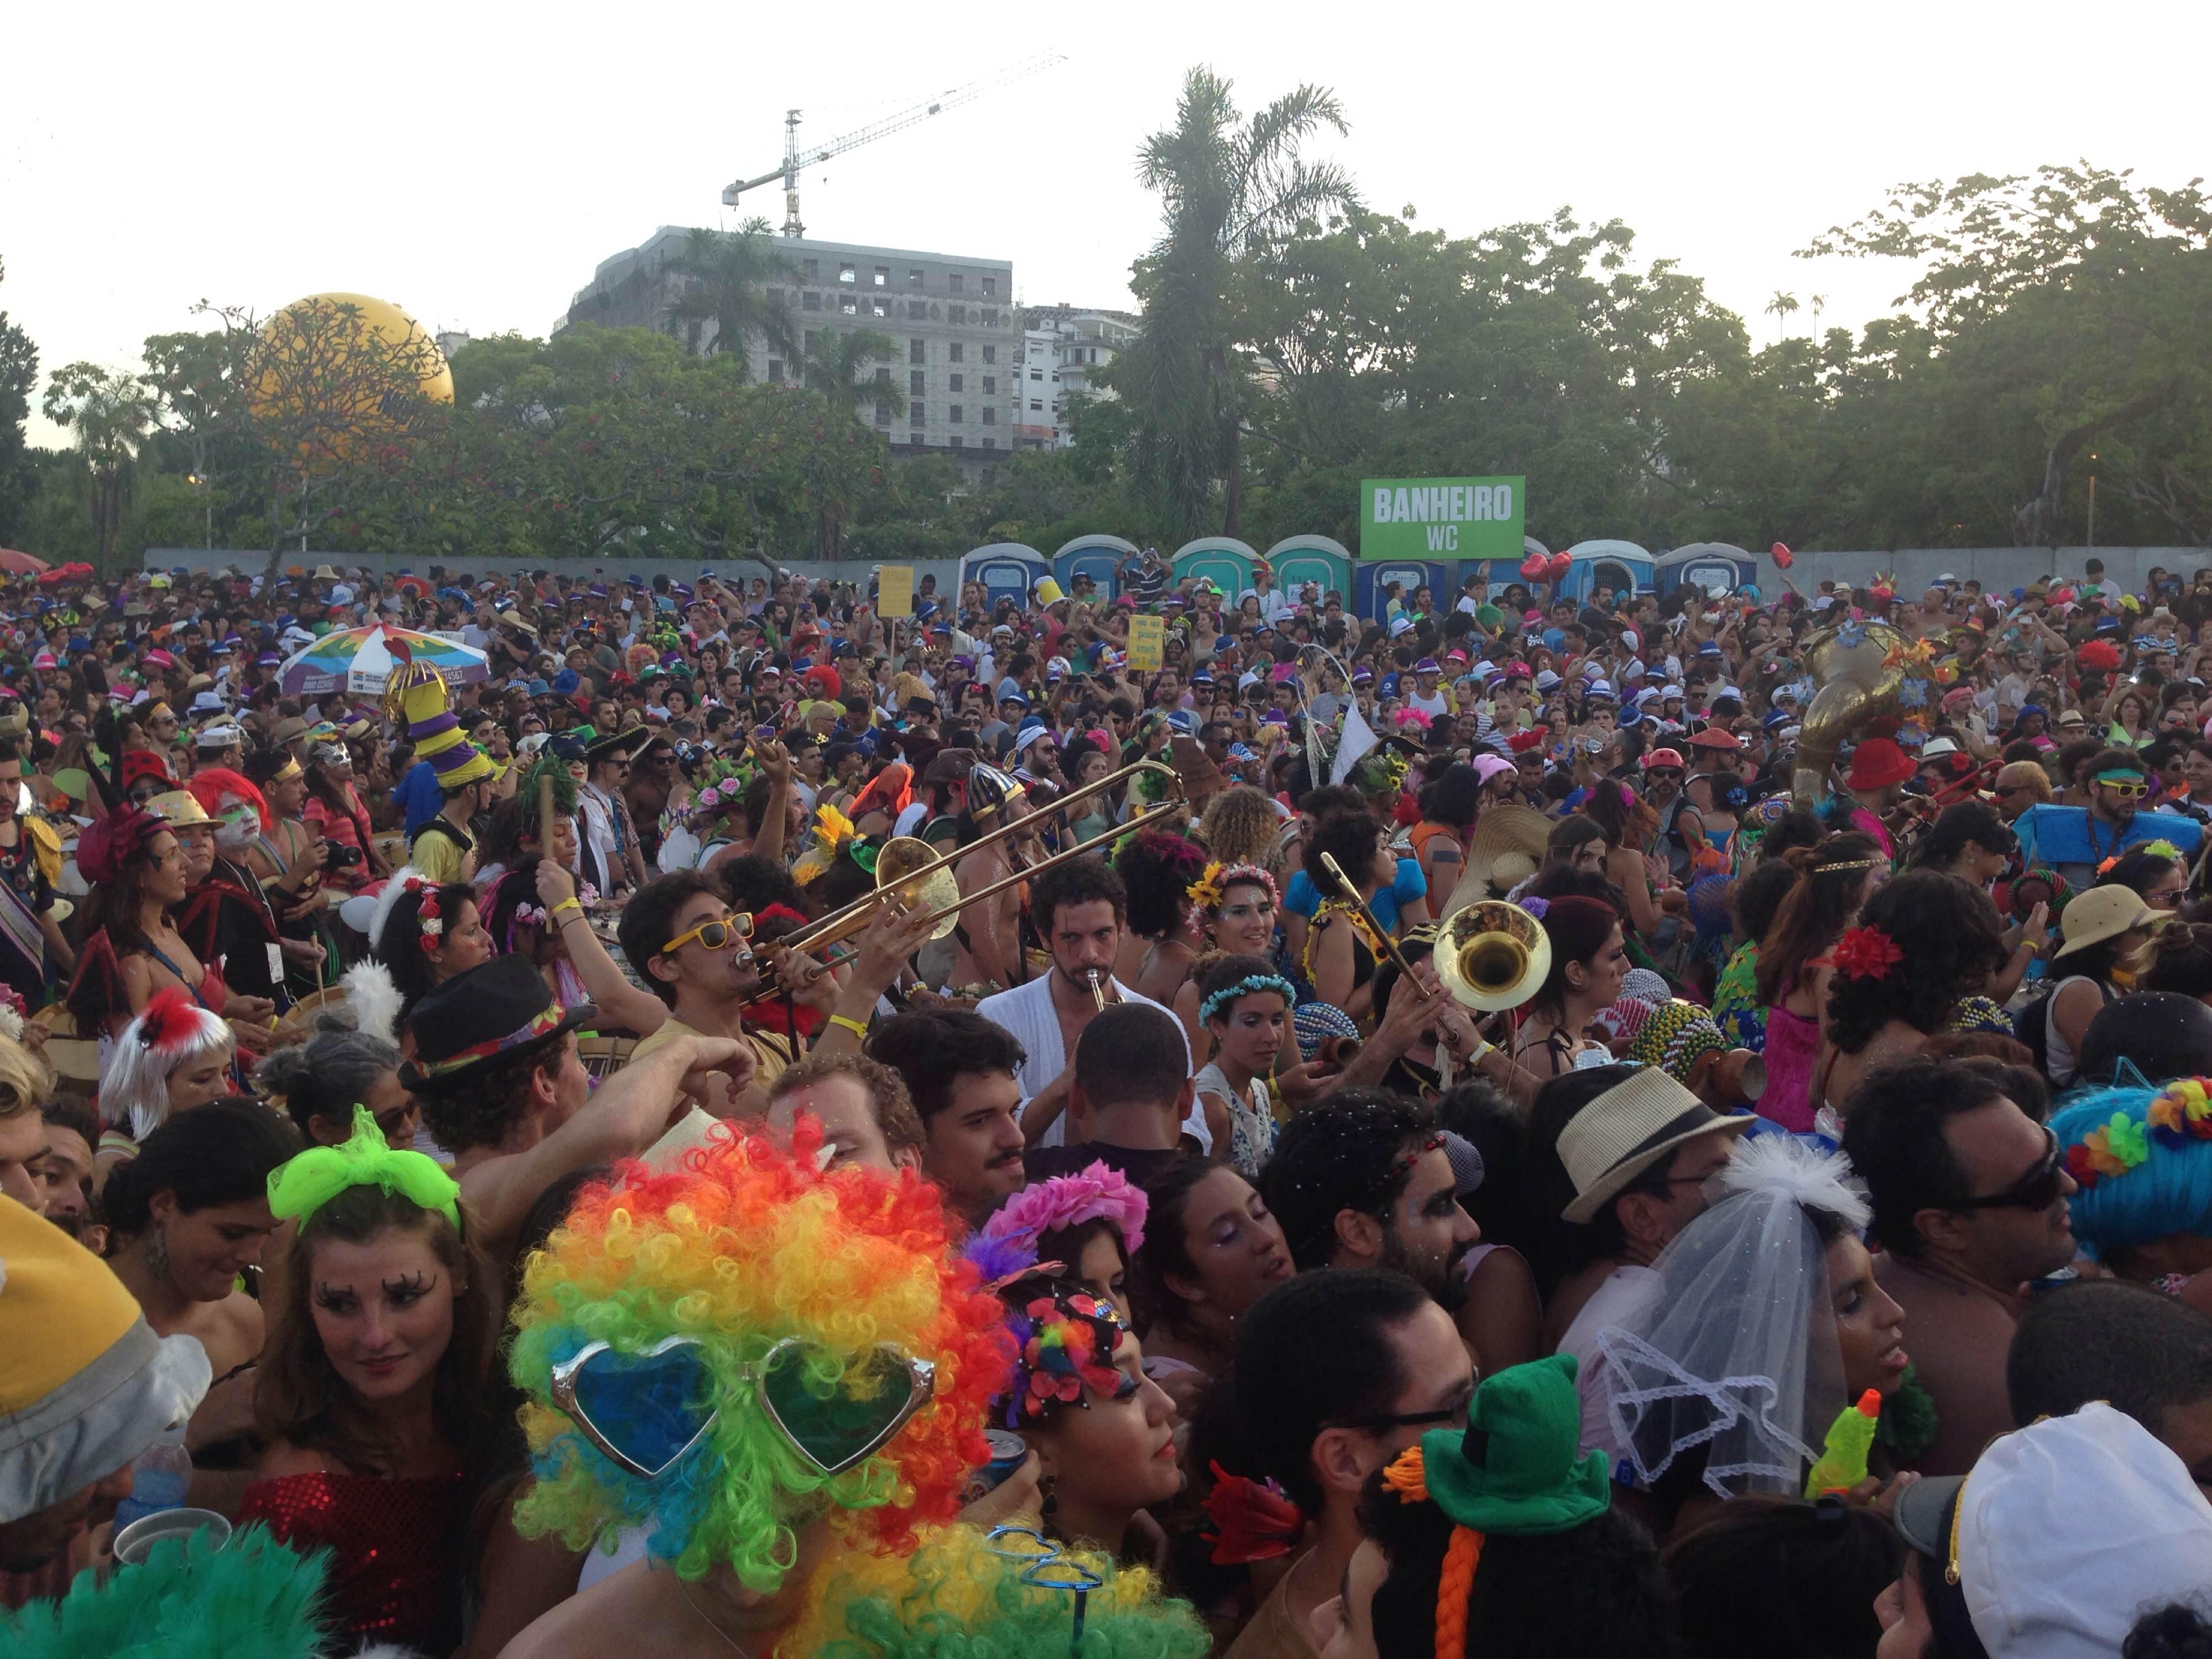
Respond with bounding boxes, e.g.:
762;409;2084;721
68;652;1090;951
419;886;443;944
1833;925;1904;981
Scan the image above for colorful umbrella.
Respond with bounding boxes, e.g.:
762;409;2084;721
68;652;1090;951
276;623;489;696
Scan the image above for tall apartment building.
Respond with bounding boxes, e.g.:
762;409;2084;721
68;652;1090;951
562;229;1016;464
1014;305;1142;449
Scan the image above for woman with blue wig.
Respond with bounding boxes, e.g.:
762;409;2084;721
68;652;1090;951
2053;1078;2212;1312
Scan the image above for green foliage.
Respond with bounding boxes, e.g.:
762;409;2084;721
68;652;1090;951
0;258;35;547
661;221;801;371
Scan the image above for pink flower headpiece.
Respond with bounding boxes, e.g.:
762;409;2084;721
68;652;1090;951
981;1159;1148;1255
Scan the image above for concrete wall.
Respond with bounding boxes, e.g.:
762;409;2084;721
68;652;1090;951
142;549;971;593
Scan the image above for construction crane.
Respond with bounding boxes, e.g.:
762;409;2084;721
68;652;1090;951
722;51;1066;238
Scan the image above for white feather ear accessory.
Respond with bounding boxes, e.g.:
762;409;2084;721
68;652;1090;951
366;867;424;953
1715;1130;1871;1231
340;961;403;1050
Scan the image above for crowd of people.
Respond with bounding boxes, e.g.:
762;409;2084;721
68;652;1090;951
5;550;2212;1656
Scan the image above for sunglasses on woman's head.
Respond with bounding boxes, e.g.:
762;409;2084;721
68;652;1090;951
549;1334;936;1480
659;914;754;955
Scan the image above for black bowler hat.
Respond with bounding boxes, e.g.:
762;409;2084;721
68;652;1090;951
404;956;594;1089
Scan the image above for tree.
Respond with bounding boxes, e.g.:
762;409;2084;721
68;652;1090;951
190;297;452;570
1802;164;2212;545
662;221;801;371
803;326;903;422
0;259;35;547
1119;66;1358;541
39;361;155;572
1764;290;1799;342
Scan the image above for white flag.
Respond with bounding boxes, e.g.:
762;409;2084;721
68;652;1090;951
1330;706;1379;787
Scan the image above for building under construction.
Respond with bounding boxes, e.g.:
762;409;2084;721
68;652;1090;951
560;231;1015;465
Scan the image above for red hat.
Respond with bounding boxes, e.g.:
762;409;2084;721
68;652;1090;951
1845;737;1917;791
1687;727;1742;752
1642;748;1687;770
76;805;165;883
1507;727;1549;755
119;749;173;789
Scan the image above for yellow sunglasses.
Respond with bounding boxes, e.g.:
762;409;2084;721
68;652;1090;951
660;914;754;956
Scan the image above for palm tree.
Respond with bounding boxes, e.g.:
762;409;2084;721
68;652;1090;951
804;326;904;423
1765;289;1801;344
662;219;801;373
1809;293;1829;333
41;361;154;573
1120;66;1358;539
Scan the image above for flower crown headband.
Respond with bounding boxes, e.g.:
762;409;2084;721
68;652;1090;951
999;1280;1130;1429
982;1160;1149;1256
2067;1076;2212;1190
1186;860;1278;913
1199;973;1297;1025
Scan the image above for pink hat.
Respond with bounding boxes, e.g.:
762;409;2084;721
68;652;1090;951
1472;754;1515;783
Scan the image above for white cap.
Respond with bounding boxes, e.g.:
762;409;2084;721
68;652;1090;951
1959;1403;2212;1659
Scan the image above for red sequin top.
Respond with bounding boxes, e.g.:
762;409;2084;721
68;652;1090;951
235;1470;466;1652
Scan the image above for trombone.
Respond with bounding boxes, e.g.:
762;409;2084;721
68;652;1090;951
1318;852;1427;982
763;758;1186;965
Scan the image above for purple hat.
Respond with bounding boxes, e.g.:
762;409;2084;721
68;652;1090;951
1415;658;1440;674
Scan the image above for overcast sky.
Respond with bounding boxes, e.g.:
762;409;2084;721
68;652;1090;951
9;0;2209;448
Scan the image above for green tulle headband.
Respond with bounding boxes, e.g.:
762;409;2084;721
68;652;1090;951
268;1105;461;1233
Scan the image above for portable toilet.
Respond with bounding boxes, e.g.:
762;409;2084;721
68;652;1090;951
1261;535;1353;607
1053;534;1140;599
1171;536;1261;603
1656;542;1759;600
1355;561;1452;623
1557;540;1653;605
961;543;1050;613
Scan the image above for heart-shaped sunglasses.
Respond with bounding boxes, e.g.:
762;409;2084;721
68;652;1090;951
549;1334;935;1480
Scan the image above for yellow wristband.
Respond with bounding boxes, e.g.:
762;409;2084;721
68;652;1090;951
551;897;584;919
827;1013;869;1038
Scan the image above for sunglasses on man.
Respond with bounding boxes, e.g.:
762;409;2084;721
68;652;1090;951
1954;1126;2066;1213
659;914;754;956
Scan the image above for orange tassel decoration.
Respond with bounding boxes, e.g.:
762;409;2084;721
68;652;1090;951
1381;1444;1430;1503
1433;1525;1484;1659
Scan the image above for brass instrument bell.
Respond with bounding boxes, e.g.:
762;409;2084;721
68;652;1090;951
872;837;963;942
1432;900;1553;1012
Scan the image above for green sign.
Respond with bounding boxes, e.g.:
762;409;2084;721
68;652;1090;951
1359;476;1526;559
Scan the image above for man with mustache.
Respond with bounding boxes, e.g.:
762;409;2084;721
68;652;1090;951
866;1008;1030;1225
1257;1089;1483;1311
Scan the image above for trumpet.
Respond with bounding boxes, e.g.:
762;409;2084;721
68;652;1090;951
1087;968;1112;1013
766;759;1180;962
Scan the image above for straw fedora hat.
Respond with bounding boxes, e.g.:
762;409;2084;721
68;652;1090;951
2051;884;2154;960
1557;1068;1752;1225
1446;805;1553;912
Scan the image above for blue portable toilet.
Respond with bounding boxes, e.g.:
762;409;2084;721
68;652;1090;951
1655;543;1759;600
1355;561;1451;623
1171;537;1261;602
961;543;1050;613
1053;534;1139;599
1261;535;1353;607
1557;541;1653;605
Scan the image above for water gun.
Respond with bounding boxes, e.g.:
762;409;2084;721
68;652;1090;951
1803;1389;1883;1499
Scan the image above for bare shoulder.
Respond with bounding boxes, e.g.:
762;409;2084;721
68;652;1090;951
497;1557;686;1659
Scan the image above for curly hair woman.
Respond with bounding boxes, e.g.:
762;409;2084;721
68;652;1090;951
1818;871;2011;1118
1112;828;1209;1005
498;1119;1011;1658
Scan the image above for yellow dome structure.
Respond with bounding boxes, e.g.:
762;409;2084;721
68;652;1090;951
249;293;454;462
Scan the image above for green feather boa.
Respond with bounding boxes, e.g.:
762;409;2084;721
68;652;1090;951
0;1524;332;1659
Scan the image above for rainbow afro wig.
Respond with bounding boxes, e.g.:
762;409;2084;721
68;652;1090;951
783;1522;1208;1659
507;1121;1012;1592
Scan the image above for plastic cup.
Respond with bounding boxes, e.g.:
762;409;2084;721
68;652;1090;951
112;1506;232;1566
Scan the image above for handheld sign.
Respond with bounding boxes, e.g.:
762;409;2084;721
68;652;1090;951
1127;614;1165;672
876;565;915;619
